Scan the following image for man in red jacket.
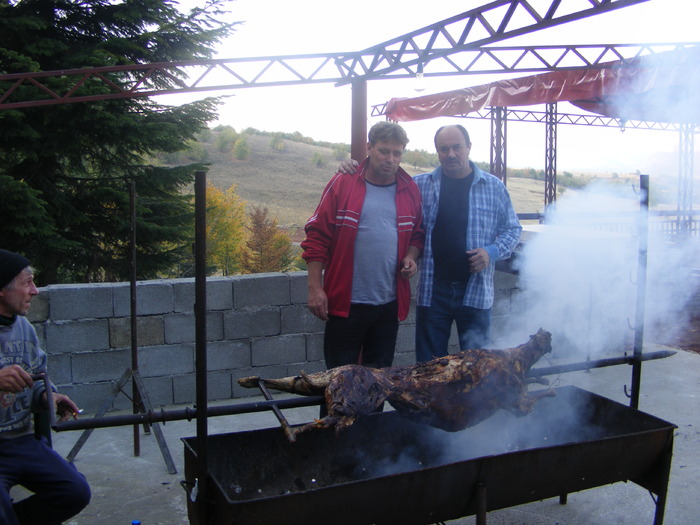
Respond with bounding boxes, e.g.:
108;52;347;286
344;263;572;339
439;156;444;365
302;122;424;371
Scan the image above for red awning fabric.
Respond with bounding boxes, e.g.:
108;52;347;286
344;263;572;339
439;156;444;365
384;46;700;124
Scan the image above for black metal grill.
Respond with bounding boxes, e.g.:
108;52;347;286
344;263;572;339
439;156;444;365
183;385;675;525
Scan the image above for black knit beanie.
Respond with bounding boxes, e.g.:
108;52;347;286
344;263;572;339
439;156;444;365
0;249;31;290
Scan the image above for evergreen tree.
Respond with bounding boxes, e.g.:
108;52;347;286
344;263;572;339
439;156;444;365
0;0;239;284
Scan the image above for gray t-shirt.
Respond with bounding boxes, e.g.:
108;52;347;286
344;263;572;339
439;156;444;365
351;180;398;304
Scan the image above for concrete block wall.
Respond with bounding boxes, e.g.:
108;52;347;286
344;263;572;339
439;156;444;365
27;271;520;413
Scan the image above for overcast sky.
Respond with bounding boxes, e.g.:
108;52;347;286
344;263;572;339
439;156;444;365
170;0;700;176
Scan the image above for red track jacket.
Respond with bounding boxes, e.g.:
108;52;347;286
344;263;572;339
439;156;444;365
301;159;424;320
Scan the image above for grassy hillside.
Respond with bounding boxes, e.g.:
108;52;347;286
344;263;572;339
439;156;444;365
198;130;548;228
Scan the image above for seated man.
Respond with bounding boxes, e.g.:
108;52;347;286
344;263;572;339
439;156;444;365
0;249;91;525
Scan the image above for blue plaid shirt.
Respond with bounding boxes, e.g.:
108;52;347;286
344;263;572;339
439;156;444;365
414;162;522;309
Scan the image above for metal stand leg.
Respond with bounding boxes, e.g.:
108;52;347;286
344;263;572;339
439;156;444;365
653;435;675;525
65;368;177;474
476;483;487;525
132;370;177;474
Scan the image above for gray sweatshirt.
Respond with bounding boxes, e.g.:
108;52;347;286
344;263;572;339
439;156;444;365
0;315;51;439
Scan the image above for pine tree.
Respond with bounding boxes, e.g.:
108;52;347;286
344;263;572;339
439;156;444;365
0;0;239;284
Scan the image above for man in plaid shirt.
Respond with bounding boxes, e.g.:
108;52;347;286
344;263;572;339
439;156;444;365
412;125;521;361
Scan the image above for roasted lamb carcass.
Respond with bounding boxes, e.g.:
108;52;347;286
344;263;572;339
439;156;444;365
238;329;553;441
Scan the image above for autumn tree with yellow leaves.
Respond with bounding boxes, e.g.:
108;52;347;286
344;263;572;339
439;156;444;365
206;183;248;275
241;206;296;273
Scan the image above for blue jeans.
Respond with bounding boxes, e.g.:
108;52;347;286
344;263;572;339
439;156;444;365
0;434;91;525
415;279;491;363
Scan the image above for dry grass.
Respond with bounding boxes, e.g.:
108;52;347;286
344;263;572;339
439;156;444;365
202;131;547;227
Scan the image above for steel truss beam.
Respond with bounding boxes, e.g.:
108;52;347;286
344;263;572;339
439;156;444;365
490;106;507;183
403;107;700;132
544;103;558;206
446;107;697;212
678;124;695;233
334;0;653;83
0;0;660;110
3;43;691;111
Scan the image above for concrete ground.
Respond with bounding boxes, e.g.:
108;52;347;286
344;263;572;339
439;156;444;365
14;343;699;525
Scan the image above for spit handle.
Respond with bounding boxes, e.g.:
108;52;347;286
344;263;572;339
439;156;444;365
31;373;57;430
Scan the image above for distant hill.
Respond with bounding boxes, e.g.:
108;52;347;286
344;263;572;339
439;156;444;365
194;130;548;228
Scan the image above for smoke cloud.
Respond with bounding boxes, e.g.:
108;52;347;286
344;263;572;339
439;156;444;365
499;178;699;361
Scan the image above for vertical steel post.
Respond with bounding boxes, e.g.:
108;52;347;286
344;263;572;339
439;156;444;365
544;103;557;207
490;106;507;183
129;180;141;457
630;174;649;409
194;171;209;524
475;483;487;525
678;123;695;234
351;79;368;163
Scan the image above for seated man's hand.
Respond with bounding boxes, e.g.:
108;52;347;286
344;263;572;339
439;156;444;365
0;365;33;393
54;393;81;422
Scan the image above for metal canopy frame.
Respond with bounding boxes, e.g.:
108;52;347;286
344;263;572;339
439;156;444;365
0;1;684;522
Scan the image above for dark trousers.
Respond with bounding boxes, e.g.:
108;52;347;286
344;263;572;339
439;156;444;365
324;300;399;369
0;434;91;525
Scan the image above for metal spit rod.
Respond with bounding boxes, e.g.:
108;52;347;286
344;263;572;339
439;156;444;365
52;349;675;433
54;395;323;432
527;349;676;378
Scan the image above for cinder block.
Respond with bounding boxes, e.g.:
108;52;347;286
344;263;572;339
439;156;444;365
138;344;194;377
114;280;174;317
172;374;196;405
224;308;280;340
109;316;165;348
163;312;224;344
286;360;324;377
57;381;121;414
137;375;175;407
71;348;131;383
46;353;72;385
251;334;306;367
32;322;46;351
231;365;287;398
27;290;49;322
289;271;308;304
173;371;232;404
305;333;324;362
233;273;290;308
280;305;324;334
207;340;251;371
45;319;110;353
47;283;114;320
172;277;234;313
495;270;519;291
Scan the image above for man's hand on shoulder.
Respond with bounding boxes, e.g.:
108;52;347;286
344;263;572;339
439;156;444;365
337;159;359;174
